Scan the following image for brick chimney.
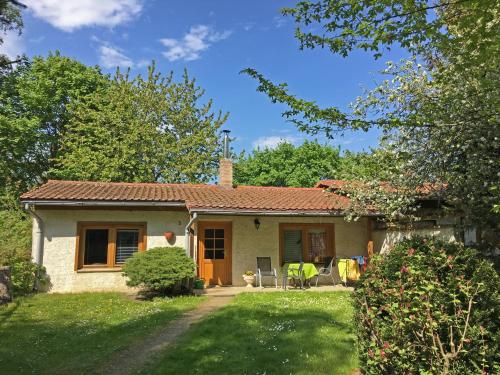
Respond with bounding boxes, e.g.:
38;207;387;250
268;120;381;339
219;130;233;188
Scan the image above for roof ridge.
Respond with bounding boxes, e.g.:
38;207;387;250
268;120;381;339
46;179;216;188
235;185;322;191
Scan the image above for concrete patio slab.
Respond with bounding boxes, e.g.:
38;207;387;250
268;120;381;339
195;284;354;297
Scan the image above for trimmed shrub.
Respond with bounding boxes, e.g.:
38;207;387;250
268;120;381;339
353;237;499;375
122;247;196;295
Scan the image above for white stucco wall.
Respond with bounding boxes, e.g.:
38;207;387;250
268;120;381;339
194;215;370;286
373;226;457;254
34;209;190;293
34;208;458;292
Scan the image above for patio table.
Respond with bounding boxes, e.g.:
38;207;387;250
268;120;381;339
282;262;319;284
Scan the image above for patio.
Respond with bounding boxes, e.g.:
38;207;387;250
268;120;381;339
196;284;354;296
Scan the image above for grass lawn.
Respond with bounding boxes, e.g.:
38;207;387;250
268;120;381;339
0;292;204;374
141;292;358;375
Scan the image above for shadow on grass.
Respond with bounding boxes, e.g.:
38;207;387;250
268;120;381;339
0;293;202;375
143;292;358;375
0;299;20;326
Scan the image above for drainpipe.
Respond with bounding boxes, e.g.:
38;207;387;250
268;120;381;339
23;203;44;266
184;212;198;258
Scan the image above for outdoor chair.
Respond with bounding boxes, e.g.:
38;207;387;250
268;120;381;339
315;256;335;287
283;261;304;290
256;257;278;288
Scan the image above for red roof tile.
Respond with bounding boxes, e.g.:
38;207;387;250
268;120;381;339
21;180;349;213
316;180;446;196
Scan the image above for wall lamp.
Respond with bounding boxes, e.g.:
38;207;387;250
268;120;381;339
254;218;261;230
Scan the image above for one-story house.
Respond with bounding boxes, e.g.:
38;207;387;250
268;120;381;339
20;139;458;293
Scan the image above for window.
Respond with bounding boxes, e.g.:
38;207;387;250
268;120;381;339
204;228;225;260
279;224;334;264
116;229;140;264
308;229;327;263
76;223;146;270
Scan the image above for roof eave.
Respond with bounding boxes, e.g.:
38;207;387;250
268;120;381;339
20;199;186;207
188;208;382;217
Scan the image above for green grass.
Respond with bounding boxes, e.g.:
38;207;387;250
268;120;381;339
141;292;358;375
0;292;204;374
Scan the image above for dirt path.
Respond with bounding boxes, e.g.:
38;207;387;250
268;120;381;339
98;295;234;375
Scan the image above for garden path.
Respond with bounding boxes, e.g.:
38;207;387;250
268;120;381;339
97;295;234;375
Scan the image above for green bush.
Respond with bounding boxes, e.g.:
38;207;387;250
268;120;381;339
122;247;196;295
0;208;48;295
10;258;48;295
0;209;32;266
353;237;499;375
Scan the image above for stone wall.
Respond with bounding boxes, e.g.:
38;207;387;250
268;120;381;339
0;266;12;304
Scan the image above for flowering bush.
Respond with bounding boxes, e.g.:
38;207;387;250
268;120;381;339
122;247;196;295
353;237;499;375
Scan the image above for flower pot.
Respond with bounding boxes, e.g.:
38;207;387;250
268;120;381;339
164;231;175;242
242;275;255;288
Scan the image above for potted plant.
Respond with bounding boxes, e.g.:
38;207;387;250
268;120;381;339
242;271;255;288
193;278;205;296
164;231;175;242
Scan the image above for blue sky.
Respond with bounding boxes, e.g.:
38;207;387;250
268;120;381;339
1;0;406;154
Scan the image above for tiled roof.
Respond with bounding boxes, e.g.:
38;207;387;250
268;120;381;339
315;180;348;189
20;180;349;213
316;179;446;196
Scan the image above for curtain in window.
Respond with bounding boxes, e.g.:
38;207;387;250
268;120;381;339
308;231;326;263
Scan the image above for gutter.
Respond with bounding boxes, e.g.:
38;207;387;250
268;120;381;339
189;209;383;217
184;212;198;257
19;200;186;207
23;203;44;266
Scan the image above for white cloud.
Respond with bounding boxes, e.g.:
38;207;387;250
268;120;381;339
252;136;299;149
273;15;287;29
136;59;150;68
0;30;25;60
160;25;231;62
98;44;134;69
242;22;255;31
24;0;143;32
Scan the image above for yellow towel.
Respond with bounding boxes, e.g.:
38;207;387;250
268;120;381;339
338;259;360;282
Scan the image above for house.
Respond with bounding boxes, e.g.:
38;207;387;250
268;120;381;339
19;135;457;293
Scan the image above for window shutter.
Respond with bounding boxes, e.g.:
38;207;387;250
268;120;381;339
283;230;302;263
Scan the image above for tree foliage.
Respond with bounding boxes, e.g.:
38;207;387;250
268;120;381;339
335;149;395;181
52;65;227;183
234;140;340;187
0;0;25;68
0;53;106;196
243;0;499;230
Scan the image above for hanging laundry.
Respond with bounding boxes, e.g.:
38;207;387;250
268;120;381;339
338;259;360;282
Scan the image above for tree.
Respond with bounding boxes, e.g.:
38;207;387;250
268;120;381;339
0;52;106;197
234;140;340;187
335;149;395;181
0;0;25;68
51;65;228;183
243;0;499;230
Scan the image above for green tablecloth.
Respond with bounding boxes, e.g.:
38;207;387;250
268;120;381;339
283;263;319;280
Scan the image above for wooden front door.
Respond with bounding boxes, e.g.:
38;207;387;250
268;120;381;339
198;221;232;286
